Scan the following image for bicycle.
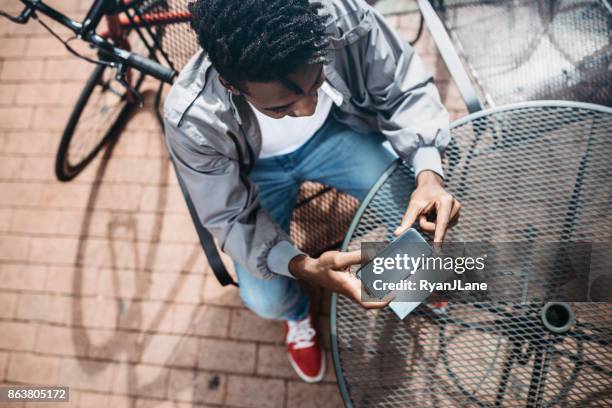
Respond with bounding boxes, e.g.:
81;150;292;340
0;0;195;181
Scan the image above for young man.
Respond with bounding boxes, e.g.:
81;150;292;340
163;0;460;383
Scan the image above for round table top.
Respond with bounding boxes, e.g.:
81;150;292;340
330;101;612;408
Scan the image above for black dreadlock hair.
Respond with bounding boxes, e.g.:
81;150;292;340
188;0;331;90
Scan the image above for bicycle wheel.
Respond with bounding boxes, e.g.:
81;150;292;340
55;63;142;182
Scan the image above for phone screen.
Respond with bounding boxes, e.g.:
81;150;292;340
357;228;432;299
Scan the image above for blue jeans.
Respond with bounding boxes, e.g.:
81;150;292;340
236;115;397;320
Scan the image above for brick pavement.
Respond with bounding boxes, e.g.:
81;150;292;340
0;1;467;407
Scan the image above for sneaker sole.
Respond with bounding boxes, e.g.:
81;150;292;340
288;350;326;383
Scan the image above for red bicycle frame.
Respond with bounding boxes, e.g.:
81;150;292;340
100;3;191;96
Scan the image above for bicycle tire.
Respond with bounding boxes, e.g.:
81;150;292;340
55;63;143;182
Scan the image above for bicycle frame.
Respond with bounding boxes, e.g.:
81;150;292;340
11;0;190;85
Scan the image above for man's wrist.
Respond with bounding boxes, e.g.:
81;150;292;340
416;169;444;187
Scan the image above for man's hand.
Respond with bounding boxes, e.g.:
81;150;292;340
289;251;388;309
394;170;461;242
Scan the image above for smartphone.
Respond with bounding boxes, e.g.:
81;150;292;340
357;228;433;300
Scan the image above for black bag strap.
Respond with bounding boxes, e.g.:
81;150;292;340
170;93;255;288
171;159;238;287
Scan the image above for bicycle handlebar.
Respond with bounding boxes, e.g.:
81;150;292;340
4;0;178;85
118;49;177;84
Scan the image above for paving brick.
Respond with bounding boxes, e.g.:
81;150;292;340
0;83;18;104
0;208;11;232
0;59;45;81
31;107;72;131
0;156;24;179
75;391;110;407
8;156;55;182
53;209;88;237
134;398;202;408
0;182;45;207
140;242;202;274
25;37;71;58
94;184;143;211
197;338;256;374
79;237;132;270
0;107;33;129
0;350;8;381
186;305;231;338
160;213;199;243
225;375;285;408
17;293;69;324
112;362;170;399
229;309;285;343
125;109;162;132
105;394;134;408
0;321;37;351
0;291;18;318
15;83;64;106
41;183;91;209
59;357;116;392
0;263;47;291
117;299;174;333
95;267;143;301
256;344;295;380
29;235;79;265
149;272;203;303
44;265;98;296
0;234;32;262
140;333;199;368
43;58;92;81
10;208;61;234
74;296;120;329
201;274;243;307
85;327;143;363
167;368;226;404
287;381;344;408
7;352;61;385
112;132;151;157
35;324;89;357
103;157;167;184
1;130;58;155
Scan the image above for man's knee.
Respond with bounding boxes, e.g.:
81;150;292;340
237;273;298;320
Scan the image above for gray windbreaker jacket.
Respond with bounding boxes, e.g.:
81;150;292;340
163;0;450;280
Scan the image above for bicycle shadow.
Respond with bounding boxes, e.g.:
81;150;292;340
68;88;227;406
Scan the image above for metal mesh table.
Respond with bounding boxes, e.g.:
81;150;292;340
331;101;612;407
433;0;612;107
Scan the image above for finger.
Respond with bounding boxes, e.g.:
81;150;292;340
394;200;422;236
360;298;391;309
449;199;461;223
434;197;453;243
345;278;389;309
419;215;435;233
333;250;363;269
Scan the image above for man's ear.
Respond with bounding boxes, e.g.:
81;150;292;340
218;76;242;96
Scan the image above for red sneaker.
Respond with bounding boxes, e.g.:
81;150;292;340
285;314;326;383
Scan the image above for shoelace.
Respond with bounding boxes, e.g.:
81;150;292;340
287;317;316;350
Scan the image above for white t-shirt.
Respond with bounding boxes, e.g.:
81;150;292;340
249;85;334;158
